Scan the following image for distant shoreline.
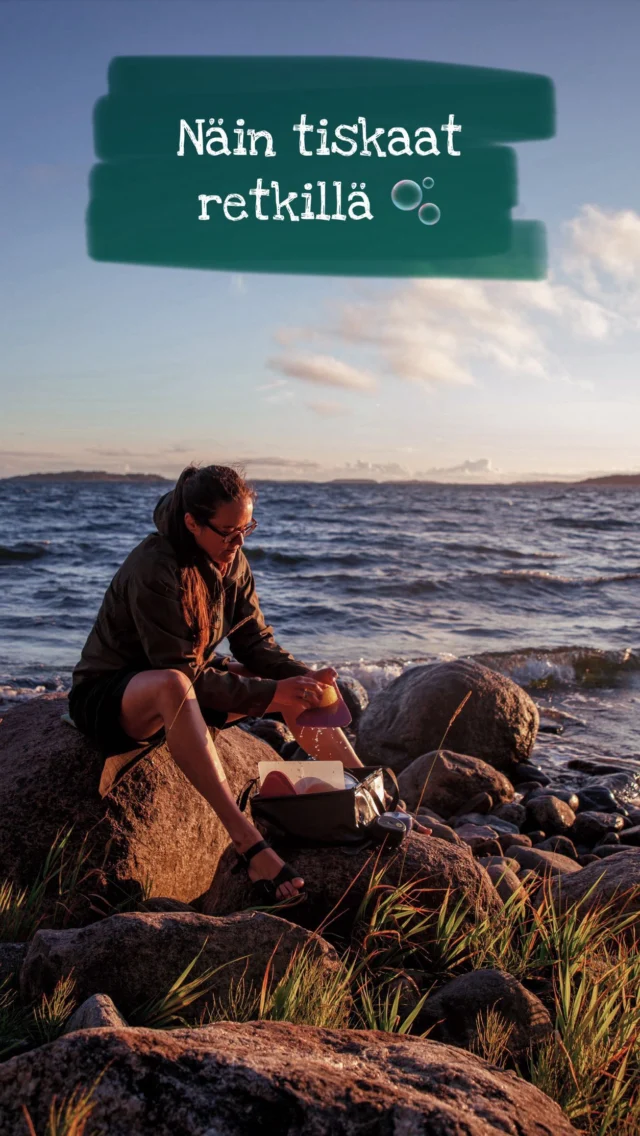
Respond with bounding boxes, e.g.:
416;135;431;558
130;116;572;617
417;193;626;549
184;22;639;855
1;471;173;484
2;470;640;488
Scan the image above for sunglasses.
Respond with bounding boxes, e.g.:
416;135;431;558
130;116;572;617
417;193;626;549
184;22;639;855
203;518;258;546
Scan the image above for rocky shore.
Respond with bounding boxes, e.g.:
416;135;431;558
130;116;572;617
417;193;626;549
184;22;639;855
0;660;638;1134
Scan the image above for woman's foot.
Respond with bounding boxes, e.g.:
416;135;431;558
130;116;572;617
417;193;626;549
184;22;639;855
240;842;304;900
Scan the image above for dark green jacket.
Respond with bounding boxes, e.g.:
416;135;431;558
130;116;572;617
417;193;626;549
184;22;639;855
72;491;309;719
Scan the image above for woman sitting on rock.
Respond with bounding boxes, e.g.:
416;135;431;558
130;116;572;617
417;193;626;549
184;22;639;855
69;463;363;902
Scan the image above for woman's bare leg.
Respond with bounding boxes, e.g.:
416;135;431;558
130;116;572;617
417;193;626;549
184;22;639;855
119;669;303;899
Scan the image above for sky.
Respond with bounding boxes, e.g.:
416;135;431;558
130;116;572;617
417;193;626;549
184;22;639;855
1;0;640;482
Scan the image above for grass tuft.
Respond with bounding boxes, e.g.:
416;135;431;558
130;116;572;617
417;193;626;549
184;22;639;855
470;1006;515;1068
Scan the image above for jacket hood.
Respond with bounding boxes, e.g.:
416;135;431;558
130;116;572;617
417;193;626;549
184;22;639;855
153;489;174;535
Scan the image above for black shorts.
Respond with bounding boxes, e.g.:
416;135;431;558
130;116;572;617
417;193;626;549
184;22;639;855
68;667;239;758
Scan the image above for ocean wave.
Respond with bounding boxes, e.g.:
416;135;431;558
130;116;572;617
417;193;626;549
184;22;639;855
0;679;67;713
0;542;50;562
247;547;366;568
490;569;640;588
332;645;640;698
442;541;561;560
548;517;637;531
472;646;640;690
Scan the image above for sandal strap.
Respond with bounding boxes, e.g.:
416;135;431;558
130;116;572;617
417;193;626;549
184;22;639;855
271;863;300;888
239;839;270;865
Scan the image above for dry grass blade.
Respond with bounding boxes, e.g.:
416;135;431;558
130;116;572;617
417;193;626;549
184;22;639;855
415;690;473;814
29;975;77;1045
471;1006;515;1068
262;946;352;1029
21;1065;111;1136
0;977;30;1058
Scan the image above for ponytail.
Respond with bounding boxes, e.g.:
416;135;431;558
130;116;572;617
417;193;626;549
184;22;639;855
165;464;255;663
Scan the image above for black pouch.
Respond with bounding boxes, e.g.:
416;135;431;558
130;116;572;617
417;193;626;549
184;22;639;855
237;766;401;848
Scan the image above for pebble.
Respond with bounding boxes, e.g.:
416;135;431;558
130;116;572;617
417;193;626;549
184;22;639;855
493;802;526;828
485;865;523;902
535;836;578;860
527;788;580;812
577;786;621;813
477;855;521;873
572;811;625;845
525;796;576;836
506;846;581;878
514;781;544;795
511;763;551;787
592;844;637;859
426;821;465;846
452;792;493;817
497;832;532;852
613;825;640;846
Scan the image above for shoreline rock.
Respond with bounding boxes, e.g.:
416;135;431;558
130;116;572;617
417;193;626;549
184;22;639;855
200;832;502;931
0;1021;579;1135
0;694;279;915
397;748;514;816
356;660;539;773
20;910;338;1019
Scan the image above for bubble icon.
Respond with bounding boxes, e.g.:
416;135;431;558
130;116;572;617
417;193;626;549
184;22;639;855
391;179;422;211
418;202;441;226
422;176;434;189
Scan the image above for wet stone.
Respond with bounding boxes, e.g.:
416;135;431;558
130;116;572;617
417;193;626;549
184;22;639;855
511;763;551;787
525;796;576;836
572;811;625;845
527;788;580;812
493;802;526;828
577;786;622;813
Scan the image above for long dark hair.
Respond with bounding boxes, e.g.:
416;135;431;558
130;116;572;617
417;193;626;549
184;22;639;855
165;464;255;662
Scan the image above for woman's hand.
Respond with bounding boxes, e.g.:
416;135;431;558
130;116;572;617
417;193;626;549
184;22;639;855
266;674;326;715
312;666;338;685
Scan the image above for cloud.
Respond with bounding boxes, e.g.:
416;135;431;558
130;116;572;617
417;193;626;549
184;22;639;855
269;206;640;392
565;205;640;285
267;353;377;391
306;400;350;417
417;458;499;478
231;455;322;470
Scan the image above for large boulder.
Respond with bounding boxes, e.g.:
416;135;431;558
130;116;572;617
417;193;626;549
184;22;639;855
201;832;501;934
397;749;514;816
0;1021;579;1135
0;694;279;915
417;968;553;1054
20;910;338;1019
548;848;640;921
356;660;539;773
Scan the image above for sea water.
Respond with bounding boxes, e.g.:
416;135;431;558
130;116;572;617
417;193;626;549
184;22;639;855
1;479;639;781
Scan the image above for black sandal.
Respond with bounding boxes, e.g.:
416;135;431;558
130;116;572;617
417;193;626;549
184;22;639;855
232;839;305;904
